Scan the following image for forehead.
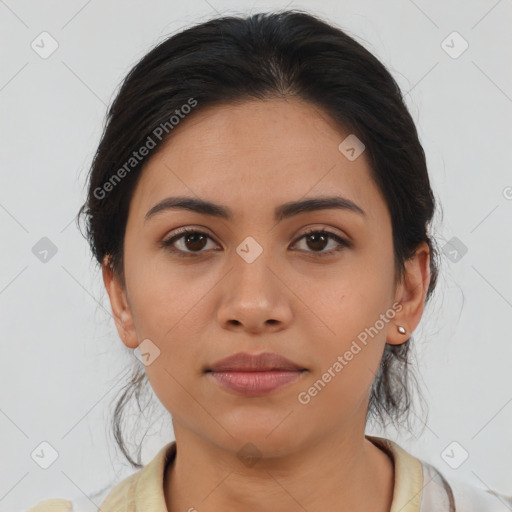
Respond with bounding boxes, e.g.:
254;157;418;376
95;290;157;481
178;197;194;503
128;98;387;224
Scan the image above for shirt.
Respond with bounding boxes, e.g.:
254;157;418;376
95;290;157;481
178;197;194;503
27;435;511;512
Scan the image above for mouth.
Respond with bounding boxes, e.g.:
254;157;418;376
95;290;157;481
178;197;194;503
205;352;307;396
206;369;306;396
206;351;307;373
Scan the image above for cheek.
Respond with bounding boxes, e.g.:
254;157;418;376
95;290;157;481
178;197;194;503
125;249;203;336
297;293;390;422
124;268;210;411
313;264;394;344
301;259;395;397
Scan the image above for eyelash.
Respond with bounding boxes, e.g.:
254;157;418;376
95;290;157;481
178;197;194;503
160;227;351;258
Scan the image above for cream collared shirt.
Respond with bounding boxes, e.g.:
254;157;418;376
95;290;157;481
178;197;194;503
27;435;511;512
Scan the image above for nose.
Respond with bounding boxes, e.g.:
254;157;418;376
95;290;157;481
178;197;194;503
216;251;294;335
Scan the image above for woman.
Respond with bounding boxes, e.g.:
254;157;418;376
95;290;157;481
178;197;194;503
28;9;510;512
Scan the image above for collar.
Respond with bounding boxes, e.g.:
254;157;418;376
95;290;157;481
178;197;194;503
366;435;423;512
100;435;423;512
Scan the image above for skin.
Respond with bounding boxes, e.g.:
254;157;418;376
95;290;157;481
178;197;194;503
103;97;431;512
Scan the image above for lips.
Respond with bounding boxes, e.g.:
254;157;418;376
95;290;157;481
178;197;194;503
206;351;306;373
205;352;307;396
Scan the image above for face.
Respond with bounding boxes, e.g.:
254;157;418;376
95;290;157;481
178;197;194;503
103;98;430;455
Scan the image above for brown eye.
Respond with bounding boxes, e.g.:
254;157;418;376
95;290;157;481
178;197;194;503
293;229;350;257
305;232;329;251
181;232;208;251
160;227;350;258
160;228;217;257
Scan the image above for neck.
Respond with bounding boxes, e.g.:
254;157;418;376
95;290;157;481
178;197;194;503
164;423;394;512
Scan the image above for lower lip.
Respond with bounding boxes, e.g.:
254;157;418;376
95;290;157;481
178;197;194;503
207;370;304;396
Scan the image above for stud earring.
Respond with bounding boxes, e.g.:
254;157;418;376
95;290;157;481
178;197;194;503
397;325;407;335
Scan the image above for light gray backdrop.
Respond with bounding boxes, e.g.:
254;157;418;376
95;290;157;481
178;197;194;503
1;0;511;510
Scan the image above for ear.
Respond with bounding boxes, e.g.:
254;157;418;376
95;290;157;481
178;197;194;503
101;255;139;349
387;241;431;346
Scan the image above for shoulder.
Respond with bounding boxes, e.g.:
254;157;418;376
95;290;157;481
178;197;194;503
367;435;511;512
26;499;74;512
98;470;140;512
27;442;176;512
421;461;512;512
26;471;140;512
94;441;175;511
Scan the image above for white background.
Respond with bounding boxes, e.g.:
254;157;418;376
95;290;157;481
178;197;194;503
1;0;511;510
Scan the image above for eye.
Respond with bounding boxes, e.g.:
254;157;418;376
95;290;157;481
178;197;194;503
291;228;350;257
160;228;219;257
160;227;350;258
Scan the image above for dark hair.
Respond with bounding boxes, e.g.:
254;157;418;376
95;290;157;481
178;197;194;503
77;9;440;469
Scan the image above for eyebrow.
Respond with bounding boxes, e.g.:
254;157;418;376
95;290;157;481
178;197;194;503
144;195;366;223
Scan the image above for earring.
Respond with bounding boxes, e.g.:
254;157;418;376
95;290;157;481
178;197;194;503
397;325;407;335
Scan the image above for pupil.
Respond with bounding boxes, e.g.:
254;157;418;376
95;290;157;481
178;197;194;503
186;233;206;251
308;233;327;251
